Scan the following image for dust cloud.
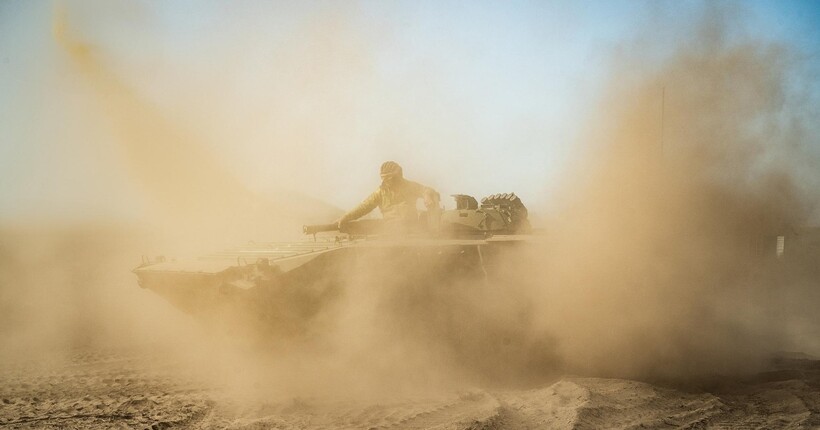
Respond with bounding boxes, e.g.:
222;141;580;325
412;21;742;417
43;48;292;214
1;2;819;412
525;10;820;381
50;3;342;247
2;0;345;398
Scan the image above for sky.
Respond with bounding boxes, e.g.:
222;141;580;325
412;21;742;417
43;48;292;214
0;0;818;224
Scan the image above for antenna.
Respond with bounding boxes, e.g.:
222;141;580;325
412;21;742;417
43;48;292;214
661;86;666;157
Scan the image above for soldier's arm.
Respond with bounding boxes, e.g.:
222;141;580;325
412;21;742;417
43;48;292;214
423;186;440;209
339;190;381;224
407;180;440;208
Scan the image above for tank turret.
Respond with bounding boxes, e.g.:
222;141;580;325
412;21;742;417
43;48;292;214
302;192;532;239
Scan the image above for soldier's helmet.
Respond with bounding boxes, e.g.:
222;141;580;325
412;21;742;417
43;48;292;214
380;161;403;179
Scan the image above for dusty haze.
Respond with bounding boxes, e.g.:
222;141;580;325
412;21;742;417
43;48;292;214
1;1;819;410
528;9;820;380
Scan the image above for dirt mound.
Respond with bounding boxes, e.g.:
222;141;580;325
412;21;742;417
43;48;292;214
2;347;818;429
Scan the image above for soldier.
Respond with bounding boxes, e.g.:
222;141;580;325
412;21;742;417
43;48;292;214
336;161;440;229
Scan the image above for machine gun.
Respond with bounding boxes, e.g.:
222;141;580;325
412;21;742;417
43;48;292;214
302;219;387;237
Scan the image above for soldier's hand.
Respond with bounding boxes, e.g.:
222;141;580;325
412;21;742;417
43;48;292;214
423;193;440;209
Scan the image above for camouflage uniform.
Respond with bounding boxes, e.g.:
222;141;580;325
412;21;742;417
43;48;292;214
339;179;438;224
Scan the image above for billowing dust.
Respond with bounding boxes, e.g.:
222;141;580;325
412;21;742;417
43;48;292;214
2;2;819;413
525;13;820;381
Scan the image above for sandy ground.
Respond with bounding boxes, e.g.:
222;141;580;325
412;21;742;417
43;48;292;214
1;347;818;429
1;229;819;429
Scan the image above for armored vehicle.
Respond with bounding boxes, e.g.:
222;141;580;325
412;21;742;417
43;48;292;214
133;193;539;336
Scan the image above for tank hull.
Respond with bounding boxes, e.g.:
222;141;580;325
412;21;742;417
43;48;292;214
133;236;537;336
